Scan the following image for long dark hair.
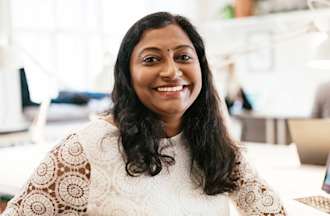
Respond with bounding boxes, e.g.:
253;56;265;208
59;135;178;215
111;12;239;195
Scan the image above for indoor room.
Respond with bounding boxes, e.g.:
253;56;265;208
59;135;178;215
0;0;330;215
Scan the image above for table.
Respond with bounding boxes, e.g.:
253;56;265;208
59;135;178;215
228;142;329;215
0;120;89;194
244;142;327;198
234;111;308;144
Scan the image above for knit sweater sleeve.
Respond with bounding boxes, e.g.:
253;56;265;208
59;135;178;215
1;133;91;216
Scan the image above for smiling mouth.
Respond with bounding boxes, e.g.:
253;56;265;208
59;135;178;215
156;85;184;92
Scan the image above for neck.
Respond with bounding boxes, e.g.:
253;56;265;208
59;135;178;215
161;115;182;138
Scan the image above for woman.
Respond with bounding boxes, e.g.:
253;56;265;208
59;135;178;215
223;59;253;114
311;81;330;118
1;12;286;215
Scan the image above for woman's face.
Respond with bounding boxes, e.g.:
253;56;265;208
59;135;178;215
130;24;202;121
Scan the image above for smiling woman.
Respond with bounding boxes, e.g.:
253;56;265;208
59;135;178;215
129;24;202;136
2;12;286;216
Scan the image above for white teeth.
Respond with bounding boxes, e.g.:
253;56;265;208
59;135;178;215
157;86;183;92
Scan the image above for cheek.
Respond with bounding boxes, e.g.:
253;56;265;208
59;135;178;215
131;67;155;86
191;70;203;102
131;70;147;90
130;72;153;106
131;70;142;85
193;67;202;91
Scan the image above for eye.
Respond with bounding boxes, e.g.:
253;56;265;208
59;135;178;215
142;56;160;65
175;54;192;62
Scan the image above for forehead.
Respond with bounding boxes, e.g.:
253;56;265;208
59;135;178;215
134;24;194;51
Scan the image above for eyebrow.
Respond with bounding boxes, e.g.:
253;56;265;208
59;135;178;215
138;44;195;57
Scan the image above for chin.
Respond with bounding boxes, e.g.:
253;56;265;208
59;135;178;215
157;106;187;117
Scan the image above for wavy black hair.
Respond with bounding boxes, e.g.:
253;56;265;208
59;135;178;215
111;12;239;195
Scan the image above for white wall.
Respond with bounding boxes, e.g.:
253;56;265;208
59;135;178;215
9;0;330;115
0;0;25;131
10;0;207;101
199;9;330;116
0;0;10;44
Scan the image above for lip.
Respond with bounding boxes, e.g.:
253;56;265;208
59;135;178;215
153;83;189;89
153;85;189;99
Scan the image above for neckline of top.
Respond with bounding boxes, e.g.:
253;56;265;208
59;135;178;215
95;117;183;143
162;131;183;143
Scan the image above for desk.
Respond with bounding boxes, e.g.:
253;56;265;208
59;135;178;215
0;120;89;194
234;111;307;144
0;123;328;215
244;143;327;198
232;142;329;215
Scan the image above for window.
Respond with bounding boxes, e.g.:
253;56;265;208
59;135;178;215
11;0;198;102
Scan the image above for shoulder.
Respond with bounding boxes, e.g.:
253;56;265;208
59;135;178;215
102;114;116;126
3;133;93;214
3;118;121;214
76;117;119;146
232;150;256;181
74;117;122;166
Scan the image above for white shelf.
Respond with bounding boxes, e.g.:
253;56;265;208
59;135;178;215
199;8;330;54
203;8;330;30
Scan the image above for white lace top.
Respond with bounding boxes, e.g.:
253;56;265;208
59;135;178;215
1;119;286;216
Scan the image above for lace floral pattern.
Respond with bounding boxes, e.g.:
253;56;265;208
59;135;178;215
55;173;89;210
2;134;91;216
230;153;286;215
1;119;286;216
30;153;57;188
21;190;58;215
80;120;230;216
1;205;19;216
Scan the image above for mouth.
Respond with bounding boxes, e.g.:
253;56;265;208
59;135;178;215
153;85;189;98
156;85;185;92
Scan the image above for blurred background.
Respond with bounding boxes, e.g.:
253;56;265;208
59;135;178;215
1;2;330;214
1;0;330;144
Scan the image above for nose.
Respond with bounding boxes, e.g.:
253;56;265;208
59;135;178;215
159;59;182;80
